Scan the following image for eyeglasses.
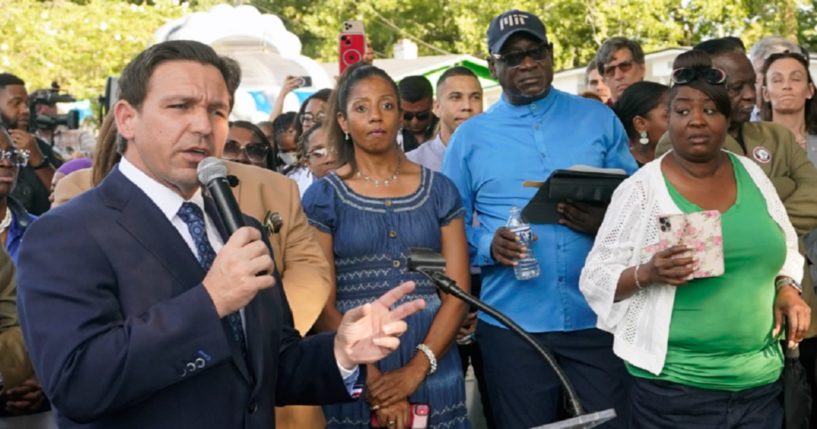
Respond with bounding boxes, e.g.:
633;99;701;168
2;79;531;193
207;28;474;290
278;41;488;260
308;146;335;160
403;110;432;122
300;112;325;126
491;42;550;68
603;60;638;78
223;140;270;162
670;67;727;86
0;149;29;167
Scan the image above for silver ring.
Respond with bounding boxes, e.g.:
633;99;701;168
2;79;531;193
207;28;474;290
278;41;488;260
388;420;395;426
370;404;380;412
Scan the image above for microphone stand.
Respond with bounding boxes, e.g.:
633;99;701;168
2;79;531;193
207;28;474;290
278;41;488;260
411;267;615;429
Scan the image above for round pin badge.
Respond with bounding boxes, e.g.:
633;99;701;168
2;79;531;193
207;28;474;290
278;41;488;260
752;146;772;164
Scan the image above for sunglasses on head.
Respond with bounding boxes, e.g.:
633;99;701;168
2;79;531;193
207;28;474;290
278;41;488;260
671;67;727;86
603;60;636;78
403;110;431;122
223;140;270;162
491;42;550;68
0;149;28;167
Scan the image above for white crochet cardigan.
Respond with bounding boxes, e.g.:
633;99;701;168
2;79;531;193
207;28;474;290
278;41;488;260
579;151;804;375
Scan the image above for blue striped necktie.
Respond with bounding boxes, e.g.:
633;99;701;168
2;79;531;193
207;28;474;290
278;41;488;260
177;202;248;357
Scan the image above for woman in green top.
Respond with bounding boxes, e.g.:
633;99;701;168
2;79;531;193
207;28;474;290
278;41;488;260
581;50;811;428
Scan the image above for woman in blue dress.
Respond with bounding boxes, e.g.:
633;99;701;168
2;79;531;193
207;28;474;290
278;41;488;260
302;63;471;429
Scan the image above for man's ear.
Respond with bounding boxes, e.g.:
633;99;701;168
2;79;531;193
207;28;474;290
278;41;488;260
113;100;138;141
488;57;498;80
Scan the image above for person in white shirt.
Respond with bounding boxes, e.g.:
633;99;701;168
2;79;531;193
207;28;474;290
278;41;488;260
407;67;483;172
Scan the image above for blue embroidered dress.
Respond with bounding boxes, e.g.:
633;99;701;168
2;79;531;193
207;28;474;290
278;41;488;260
303;167;470;429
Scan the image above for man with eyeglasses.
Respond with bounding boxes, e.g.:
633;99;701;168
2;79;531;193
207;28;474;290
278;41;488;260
442;9;636;429
0;122;50;426
595;37;647;105
0;74;63;216
398;75;438;151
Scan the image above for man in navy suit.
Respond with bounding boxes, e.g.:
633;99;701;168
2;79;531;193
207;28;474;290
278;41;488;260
15;40;424;429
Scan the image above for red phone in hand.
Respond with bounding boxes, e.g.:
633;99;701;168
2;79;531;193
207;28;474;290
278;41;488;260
370;403;429;428
340;20;366;75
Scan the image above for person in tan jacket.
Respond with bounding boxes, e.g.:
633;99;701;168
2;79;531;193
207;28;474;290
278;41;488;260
52;113;331;429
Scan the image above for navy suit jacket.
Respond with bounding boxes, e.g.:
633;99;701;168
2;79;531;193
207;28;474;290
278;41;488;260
16;168;354;428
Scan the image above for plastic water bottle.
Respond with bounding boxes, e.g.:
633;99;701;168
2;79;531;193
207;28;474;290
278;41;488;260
507;207;540;280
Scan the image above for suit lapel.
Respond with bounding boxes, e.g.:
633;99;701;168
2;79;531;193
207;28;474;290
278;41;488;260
102;169;204;293
203;197;254;385
101;170;255;385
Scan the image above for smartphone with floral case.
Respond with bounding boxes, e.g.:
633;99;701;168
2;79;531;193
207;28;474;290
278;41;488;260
657;210;724;278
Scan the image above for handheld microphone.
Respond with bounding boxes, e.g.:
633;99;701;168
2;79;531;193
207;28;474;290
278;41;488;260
197;157;245;235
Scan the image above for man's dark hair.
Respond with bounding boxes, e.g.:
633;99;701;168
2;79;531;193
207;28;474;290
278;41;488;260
596;37;645;74
398;75;433;103
693;37;746;56
0;73;25;90
613;81;669;140
436;67;479;92
117;40;241;110
669;50;732;119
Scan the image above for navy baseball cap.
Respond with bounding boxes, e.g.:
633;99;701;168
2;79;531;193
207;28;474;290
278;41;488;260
487;10;548;54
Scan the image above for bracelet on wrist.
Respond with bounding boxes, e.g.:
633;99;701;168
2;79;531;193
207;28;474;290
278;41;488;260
775;277;802;294
415;343;437;375
634;264;644;291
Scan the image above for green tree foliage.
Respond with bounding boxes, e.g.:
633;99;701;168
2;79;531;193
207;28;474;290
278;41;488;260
257;0;809;71
0;0;812;105
0;0;218;100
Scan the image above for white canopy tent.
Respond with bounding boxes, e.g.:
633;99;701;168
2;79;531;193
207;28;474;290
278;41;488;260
155;4;330;122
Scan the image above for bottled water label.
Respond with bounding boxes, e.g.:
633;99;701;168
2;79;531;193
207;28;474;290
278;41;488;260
509;225;532;244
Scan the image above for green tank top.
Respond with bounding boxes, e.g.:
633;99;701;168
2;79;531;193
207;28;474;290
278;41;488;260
628;154;785;391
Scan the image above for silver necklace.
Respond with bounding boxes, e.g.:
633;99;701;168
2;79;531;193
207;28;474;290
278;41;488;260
356;159;401;187
0;208;11;232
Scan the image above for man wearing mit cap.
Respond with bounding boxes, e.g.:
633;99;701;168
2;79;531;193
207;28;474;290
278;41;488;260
442;10;636;428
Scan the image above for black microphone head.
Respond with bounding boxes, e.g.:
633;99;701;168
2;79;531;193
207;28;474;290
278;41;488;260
197;157;228;185
407;247;447;273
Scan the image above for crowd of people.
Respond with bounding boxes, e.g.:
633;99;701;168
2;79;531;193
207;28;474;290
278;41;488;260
0;6;815;429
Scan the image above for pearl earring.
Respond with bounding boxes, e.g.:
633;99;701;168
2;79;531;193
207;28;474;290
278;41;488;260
345;132;350;141
639;131;649;145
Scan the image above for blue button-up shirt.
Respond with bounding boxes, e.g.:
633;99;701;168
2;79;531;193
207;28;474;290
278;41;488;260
442;89;637;332
7;210;36;264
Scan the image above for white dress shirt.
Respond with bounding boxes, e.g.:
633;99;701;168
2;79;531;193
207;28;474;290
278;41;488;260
118;158;245;329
